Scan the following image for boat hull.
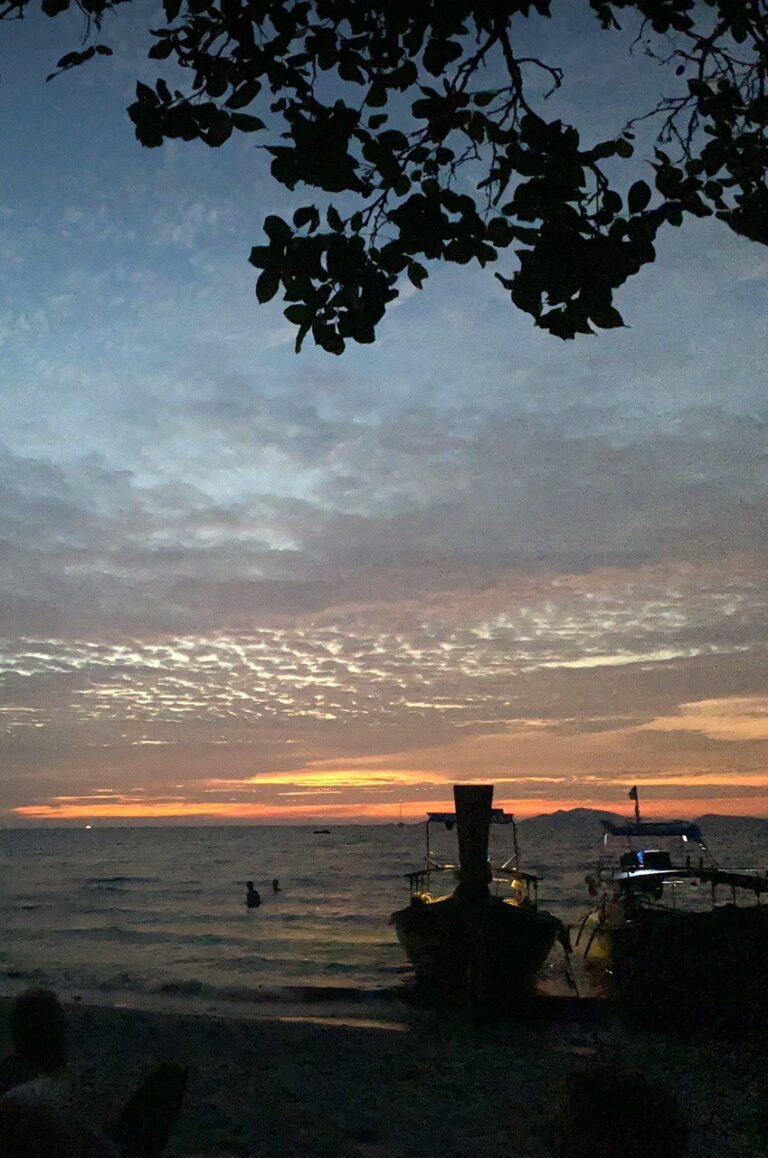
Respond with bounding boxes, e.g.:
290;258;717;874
391;894;564;1007
588;903;768;1029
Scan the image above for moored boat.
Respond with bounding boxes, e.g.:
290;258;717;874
391;784;571;1009
576;787;768;1028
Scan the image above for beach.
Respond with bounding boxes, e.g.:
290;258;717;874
2;992;767;1157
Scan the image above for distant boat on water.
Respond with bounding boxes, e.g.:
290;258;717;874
313;829;331;835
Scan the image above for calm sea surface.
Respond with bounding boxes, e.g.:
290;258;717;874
1;822;766;1010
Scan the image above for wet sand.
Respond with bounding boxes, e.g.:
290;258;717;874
1;993;766;1156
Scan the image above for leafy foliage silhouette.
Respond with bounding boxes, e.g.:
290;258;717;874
4;0;766;352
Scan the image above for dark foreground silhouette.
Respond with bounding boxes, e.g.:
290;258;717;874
553;1056;690;1158
0;989;186;1157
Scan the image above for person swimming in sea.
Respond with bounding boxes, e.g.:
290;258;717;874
245;881;261;908
271;879;281;893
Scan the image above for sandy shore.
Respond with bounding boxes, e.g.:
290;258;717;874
2;993;766;1157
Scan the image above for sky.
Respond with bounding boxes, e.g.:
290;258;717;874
0;5;766;825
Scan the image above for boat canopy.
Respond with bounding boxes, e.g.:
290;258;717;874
427;809;515;828
612;867;691;882
602;819;704;842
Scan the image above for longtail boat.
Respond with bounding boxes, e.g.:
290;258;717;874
576;788;768;1028
391;784;571;1009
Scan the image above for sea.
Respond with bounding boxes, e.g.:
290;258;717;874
2;820;767;1013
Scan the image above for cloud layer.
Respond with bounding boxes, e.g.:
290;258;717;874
1;12;766;821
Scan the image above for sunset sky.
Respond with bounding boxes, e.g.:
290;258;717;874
1;8;766;825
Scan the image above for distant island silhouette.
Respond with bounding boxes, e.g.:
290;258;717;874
518;808;768;840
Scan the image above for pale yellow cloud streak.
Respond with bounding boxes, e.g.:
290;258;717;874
642;696;768;742
201;768;448;791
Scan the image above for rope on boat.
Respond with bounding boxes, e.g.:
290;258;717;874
582;916;607;961
574;905;599;948
558;925;580;997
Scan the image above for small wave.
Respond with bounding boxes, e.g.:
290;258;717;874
78;907;161;923
213;952;317;974
84;975;399;1007
158;979;207;996
168;981;397;1005
94;927;249;948
85;876;161;885
0;966;44;981
94;971;155;992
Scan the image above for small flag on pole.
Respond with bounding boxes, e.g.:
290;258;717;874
628;785;640;821
628;786;638;801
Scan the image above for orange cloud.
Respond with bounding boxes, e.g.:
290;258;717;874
643;696;768;742
248;721;767;786
202;768;448;791
10;694;768;823
596;772;768;789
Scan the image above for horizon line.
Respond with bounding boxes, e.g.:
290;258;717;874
3;806;768;831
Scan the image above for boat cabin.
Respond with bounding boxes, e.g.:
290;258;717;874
596;818;768;908
406;808;541;907
619;849;673;872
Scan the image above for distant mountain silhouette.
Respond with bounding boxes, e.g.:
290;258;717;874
694;813;768;843
517;807;768;843
518;808;622;837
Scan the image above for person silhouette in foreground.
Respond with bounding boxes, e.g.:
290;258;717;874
0;986;67;1096
107;1061;187;1157
553;1055;689;1158
271;878;281;893
0;987;186;1157
246;881;261;908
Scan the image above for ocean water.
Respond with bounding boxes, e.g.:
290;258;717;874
1;821;766;1010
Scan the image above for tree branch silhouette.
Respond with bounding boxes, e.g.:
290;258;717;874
4;0;766;351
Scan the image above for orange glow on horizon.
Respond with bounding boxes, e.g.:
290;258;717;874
12;792;768;823
13;800;385;821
